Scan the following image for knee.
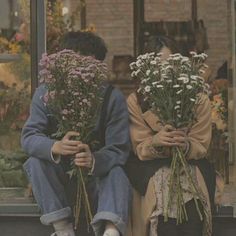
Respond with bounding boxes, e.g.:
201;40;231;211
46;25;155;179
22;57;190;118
108;166;131;187
23;157;46;176
109;166;126;179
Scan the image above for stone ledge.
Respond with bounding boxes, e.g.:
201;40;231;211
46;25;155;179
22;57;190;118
0;203;40;217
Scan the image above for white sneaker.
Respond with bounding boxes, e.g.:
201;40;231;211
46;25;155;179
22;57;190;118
51;229;75;236
52;220;75;236
103;228;120;236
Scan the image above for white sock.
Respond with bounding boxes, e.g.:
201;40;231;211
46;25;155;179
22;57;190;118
52;219;75;236
103;222;120;236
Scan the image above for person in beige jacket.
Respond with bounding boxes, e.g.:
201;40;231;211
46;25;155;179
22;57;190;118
126;36;215;236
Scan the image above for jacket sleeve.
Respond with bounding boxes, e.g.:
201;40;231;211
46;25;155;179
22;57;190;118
21;85;56;162
127;93;167;161
187;94;212;160
92;88;131;177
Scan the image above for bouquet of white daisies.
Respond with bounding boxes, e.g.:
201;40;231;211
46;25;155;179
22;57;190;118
130;51;210;226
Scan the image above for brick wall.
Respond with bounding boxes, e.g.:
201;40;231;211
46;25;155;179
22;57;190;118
145;0;191;22
85;0;134;74
70;0;230;80
198;0;229;78
145;0;230;77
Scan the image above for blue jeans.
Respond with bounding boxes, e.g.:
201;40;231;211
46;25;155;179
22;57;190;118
23;157;132;236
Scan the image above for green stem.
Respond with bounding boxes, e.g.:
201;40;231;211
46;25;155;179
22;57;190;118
74;180;82;230
164;150;177;221
176;147;204;221
78;167;93;223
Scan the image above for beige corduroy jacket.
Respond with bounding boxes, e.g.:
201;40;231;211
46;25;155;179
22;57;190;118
126;92;213;236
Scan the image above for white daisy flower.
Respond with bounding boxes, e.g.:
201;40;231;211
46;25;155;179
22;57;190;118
183;78;189;83
190;75;198;80
137;88;142;93
173;85;180;88
145;86;151;92
136;60;142;67
174;105;180;110
135;69;141;76
190;51;197;56
199;69;205;74
130;62;136;69
131;71;136;77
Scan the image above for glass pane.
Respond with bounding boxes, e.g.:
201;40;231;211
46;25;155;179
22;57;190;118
46;0;84;54
225;0;236;207
0;0;31;195
142;0;236;210
205;0;236;209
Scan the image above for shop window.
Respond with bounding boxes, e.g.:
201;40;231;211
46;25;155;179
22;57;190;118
138;0;236;212
0;0;31;202
0;0;84;206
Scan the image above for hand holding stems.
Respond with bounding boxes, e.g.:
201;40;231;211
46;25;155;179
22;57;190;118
53;131;94;229
152;124;189;152
51;131;94;169
153;125;204;223
51;131;81;156
74;143;94;169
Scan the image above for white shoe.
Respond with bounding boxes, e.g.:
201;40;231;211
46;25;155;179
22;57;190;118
52;220;75;236
103;227;120;236
51;230;75;236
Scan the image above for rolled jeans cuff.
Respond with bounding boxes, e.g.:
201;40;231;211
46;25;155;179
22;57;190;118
91;211;126;236
40;207;72;225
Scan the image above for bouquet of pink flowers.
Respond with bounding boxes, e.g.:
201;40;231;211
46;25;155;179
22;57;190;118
39;49;108;230
130;52;210;233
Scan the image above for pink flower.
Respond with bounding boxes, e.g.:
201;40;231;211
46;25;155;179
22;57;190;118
49;90;56;99
15;33;24;42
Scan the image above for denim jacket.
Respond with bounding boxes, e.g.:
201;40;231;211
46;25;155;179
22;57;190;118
21;84;131;177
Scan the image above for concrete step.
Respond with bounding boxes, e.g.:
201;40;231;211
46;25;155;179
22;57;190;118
1;188;236;235
0;217;53;236
0;214;236;235
0;215;236;236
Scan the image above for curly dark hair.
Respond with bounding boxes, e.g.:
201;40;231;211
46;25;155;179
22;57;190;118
59;31;108;61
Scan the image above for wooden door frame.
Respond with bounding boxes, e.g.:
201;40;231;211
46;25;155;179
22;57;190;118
133;0;198;56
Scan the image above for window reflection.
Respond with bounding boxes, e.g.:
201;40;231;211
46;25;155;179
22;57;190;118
0;0;30;190
142;0;236;209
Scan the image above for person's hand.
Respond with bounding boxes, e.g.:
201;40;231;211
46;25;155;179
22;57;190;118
172;128;189;151
74;143;94;169
152;125;189;150
152;125;177;147
51;131;81;156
